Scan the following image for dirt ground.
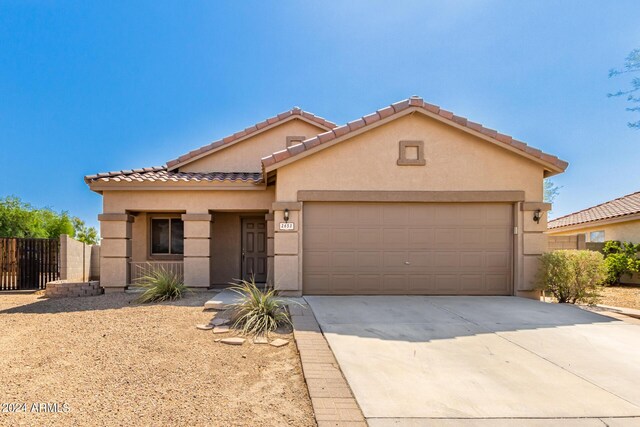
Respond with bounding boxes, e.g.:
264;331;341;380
597;285;640;310
0;292;315;427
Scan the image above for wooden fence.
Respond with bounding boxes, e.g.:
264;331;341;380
0;238;59;290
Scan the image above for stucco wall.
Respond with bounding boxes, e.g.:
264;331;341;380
211;212;242;285
547;234;586;251
102;188;275;213
275;114;545;202
89;245;100;280
131;212;148;262
548;219;640;244
180;119;327;172
59;234;99;282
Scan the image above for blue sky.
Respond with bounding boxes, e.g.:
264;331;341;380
1;1;639;228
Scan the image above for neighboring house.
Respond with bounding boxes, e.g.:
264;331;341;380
85;96;567;298
547;191;640;243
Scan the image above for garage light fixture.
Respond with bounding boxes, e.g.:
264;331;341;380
533;209;542;224
284;208;290;222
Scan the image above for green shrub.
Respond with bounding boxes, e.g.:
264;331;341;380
537;250;606;304
135;265;187;303
602;241;640;285
228;277;292;337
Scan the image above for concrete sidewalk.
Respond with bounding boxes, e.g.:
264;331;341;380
306;296;640;425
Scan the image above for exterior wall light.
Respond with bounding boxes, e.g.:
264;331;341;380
533;209;542;224
284;208;290;222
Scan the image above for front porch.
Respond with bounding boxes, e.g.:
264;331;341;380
99;210;273;292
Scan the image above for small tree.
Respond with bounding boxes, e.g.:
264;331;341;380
602;241;640;285
537;250;606;304
0;196;98;243
72;217;99;245
543;179;561;205
608;48;640;129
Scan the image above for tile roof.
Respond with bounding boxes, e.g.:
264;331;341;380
261;96;569;172
166;107;336;170
84;167;262;184
548;191;640;229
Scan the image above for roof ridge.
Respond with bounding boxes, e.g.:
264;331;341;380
261;96;568;172
548;190;640;224
166;107;336;170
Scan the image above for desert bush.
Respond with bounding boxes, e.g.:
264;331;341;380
228;277;291;337
537;250;606;304
135;264;187;303
602;241;640;285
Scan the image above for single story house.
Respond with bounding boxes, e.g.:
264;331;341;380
547;191;640;243
86;96;568;298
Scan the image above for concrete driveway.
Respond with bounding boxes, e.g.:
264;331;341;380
305;296;640;426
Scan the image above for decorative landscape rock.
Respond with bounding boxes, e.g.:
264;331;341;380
220;337;245;346
209;317;230;326
269;338;289;348
213;326;230;334
196;324;214;330
253;335;269;344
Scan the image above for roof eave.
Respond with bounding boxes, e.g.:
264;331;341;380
87;180;267;192
547;212;640;232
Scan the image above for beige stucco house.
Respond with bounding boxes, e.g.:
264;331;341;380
548;191;640;243
86;96;568;298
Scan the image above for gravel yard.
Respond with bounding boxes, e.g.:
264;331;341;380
0;292;315;427
598;285;640;310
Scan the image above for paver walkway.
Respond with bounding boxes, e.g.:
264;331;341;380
288;300;366;427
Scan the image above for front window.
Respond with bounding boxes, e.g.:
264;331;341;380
589;230;605;243
151;218;184;255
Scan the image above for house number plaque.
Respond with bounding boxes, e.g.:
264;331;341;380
279;222;294;231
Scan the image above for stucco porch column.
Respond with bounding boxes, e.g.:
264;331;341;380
272;202;302;296
98;213;134;293
265;212;275;285
517;202;552;299
181;213;212;288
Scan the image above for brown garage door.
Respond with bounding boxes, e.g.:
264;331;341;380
303;202;513;295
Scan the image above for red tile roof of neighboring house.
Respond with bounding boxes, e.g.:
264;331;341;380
261;96;569;173
548;191;640;229
166;107;336;170
84;167;262;184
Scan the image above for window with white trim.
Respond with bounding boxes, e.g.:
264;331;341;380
589;230;605;243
